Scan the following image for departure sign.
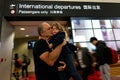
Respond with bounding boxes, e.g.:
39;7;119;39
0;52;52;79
5;1;102;17
9;3;101;15
4;1;120;17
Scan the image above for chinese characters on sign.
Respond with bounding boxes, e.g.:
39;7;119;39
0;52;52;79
83;5;101;10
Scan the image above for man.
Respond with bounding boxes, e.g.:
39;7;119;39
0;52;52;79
22;54;30;80
90;37;111;80
33;22;66;80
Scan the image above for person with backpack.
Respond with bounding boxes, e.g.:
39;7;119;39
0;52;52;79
90;37;111;80
21;54;30;80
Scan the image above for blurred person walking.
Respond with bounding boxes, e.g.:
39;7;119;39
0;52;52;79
76;42;93;80
22;54;30;80
90;37;111;80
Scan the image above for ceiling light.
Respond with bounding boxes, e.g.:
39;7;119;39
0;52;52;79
25;35;29;37
20;28;25;30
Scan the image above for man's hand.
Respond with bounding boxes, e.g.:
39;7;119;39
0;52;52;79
58;61;66;71
61;39;67;47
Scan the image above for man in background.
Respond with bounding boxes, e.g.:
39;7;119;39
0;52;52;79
22;54;30;80
90;37;111;80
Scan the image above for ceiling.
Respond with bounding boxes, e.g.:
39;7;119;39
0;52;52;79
9;21;68;38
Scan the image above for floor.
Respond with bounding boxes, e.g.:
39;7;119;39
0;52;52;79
11;60;120;80
110;60;120;80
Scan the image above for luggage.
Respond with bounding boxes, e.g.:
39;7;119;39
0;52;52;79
88;68;102;80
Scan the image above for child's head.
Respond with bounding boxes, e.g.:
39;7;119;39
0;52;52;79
52;22;65;35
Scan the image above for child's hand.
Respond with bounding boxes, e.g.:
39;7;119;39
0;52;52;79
58;61;66;71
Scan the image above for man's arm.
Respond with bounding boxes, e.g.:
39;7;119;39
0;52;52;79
40;40;66;66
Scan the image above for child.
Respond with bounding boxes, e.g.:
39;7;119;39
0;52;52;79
49;22;82;80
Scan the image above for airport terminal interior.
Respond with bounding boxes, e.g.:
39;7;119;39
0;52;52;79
10;19;120;80
0;0;120;80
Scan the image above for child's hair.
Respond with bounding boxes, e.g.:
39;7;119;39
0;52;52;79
52;22;65;32
52;22;70;41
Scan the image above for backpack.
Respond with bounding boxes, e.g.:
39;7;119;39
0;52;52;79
110;48;118;64
97;41;118;64
23;57;30;66
15;59;22;68
26;58;30;65
104;47;119;64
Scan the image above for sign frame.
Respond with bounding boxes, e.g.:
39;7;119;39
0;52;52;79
4;1;120;18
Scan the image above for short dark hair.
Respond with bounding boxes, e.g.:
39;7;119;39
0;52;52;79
38;25;44;35
38;22;47;35
14;53;19;59
90;37;97;43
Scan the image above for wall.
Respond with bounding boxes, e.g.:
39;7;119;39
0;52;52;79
0;0;5;42
0;18;14;80
13;37;38;72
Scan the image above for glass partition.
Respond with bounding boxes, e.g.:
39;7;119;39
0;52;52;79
71;18;120;52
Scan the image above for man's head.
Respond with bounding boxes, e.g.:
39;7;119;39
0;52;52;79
14;53;19;59
38;22;53;39
90;37;98;45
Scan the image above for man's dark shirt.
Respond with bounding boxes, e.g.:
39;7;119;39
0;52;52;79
33;39;59;80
